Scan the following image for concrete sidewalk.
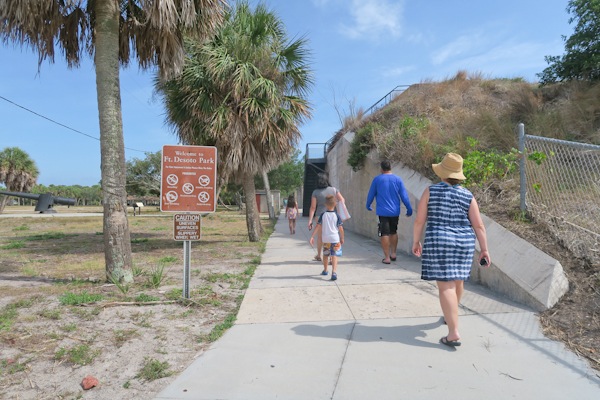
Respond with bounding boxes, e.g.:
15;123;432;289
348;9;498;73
156;214;600;400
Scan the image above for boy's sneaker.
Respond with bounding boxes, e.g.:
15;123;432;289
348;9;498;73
320;270;328;276
330;272;337;281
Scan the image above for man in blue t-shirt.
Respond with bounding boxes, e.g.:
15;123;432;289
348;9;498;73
366;160;413;264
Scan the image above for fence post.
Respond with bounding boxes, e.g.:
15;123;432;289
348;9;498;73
518;123;526;212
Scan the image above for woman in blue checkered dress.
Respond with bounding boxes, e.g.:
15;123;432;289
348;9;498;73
412;153;490;348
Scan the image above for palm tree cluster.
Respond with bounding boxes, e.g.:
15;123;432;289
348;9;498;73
156;1;313;241
0;147;40;212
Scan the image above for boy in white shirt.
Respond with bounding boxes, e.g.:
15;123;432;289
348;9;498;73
310;195;345;281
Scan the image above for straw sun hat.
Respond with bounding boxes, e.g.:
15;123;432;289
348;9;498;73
432;153;466;180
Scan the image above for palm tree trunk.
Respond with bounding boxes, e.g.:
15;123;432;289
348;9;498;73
95;0;133;283
242;171;262;242
0;195;8;213
261;170;275;220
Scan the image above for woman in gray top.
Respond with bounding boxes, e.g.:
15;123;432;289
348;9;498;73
308;173;345;261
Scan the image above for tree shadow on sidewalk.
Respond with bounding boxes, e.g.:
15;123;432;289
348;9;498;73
292;319;446;350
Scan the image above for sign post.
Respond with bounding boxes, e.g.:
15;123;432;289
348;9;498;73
160;145;217;299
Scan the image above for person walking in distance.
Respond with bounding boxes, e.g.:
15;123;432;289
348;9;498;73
309;195;344;281
285;195;298;234
366;160;413;264
412;153;490;348
308;173;345;261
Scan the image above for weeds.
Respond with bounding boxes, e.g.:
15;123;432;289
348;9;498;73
135;293;160;302
0;358;28;374
60;323;77;332
0;307;18;332
136;358;173;381
70;306;101;320
347;122;379;171
59;291;103;306
202;313;237;343
131;311;154;328
55;344;99;366
132;265;145;277
165;288;183;300
113;328;139;347
110;273;131;295
38;308;61;320
25;232;71;241
1;241;25;249
146;264;166;288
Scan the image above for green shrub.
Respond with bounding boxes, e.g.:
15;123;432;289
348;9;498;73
347;122;379;171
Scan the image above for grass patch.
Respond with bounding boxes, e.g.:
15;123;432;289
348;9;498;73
135;293;160;302
0;358;29;375
54;344;99;366
145;264;166;288
130;311;154;328
136;358;173;381
1;241;25;249
38;308;61;320
202;313;237;343
12;224;30;231
113;328;139;347
25;232;73;241
59;291;104;306
165;288;182;300
0;297;40;332
60;323;77;332
0;307;18;332
204;272;236;283
70;306;101;320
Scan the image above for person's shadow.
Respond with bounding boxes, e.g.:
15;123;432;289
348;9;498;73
292;319;454;350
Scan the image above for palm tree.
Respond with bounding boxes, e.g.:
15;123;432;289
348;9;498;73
0;1;226;282
0;147;39;212
157;1;313;241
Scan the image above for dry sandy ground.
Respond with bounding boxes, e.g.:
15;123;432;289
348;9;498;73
0;209;262;399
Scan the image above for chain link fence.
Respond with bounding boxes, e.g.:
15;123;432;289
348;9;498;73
519;123;600;265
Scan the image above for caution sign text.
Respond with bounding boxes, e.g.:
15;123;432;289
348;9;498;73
173;214;201;241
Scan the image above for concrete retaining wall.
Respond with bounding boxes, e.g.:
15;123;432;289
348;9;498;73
326;132;569;311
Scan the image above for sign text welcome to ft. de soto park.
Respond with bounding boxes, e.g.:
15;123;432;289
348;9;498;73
160;145;217;213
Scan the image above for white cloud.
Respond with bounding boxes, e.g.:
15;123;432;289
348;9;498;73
339;0;404;40
431;34;486;66
382;65;416;78
433;38;560;81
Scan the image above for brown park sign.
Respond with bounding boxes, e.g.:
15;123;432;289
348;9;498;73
161;145;217;213
173;213;201;241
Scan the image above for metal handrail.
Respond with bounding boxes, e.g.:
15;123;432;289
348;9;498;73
365;85;410;115
305;142;327;161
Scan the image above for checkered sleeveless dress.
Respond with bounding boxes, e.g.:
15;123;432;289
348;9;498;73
421;182;476;281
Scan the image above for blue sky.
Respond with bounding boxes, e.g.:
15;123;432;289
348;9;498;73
0;0;572;186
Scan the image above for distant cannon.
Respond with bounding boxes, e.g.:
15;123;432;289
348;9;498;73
0;190;76;213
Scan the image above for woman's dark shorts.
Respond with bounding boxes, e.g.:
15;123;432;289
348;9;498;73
378;216;399;236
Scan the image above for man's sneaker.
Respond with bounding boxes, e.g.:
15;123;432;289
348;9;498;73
331;272;337;281
320;270;328;276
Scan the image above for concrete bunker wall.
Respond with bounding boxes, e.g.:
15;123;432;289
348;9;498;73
325;131;569;312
